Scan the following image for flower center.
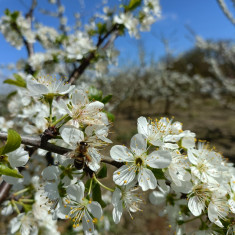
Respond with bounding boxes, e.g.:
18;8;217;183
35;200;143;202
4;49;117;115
135;157;143;166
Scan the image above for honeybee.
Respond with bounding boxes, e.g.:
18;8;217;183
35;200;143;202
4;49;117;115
72;141;92;170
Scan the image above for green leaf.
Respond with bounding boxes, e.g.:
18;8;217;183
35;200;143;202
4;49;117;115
97;22;107;35
5;9;10;16
124;0;142;11
4;74;26;88
7;91;17;99
0;129;21;155
92;182;106;208
105;111;115;122
97;164;107;179
88;86;103;101
102;94;112;104
85;179;92;193
151;168;165;179
0;164;23;178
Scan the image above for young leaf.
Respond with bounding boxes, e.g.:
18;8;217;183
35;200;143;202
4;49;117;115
4;74;26;88
97;164;107;179
151;168;165;179
0;164;23;178
92;182;106;208
0;129;21;155
102;94;112;104
125;0;142;11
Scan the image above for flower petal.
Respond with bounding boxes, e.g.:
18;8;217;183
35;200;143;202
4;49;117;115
110;145;133;162
138;168;157;191
130;134;147;155
146;150;172;169
113;165;136;186
8;147;29;168
87;201;102;219
188;196;204;216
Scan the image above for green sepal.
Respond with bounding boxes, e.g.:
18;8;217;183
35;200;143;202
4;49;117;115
102;94;112;104
0;129;21;155
151;168;165;179
0;164;23;178
92;182;106;208
4;74;26;88
85;178;92;193
97;164;107;179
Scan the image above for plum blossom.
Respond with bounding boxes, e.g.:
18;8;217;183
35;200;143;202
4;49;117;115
111;133;171;191
112;184;142;224
64;182;103;233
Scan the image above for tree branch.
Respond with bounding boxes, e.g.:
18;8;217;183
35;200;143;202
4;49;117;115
67;24;119;84
0;132;121;168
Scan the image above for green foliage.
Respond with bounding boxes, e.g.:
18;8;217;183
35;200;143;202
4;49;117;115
4;74;26;88
0;164;23;178
92;182;106;208
88;86;103;101
151;168;165;179
102;94;112;104
97;164;107;179
124;0;142;11
0;129;21;155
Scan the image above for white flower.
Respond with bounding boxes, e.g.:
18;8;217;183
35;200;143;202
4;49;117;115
59;89;105;127
137;116;181;149
60;126;102;171
188;143;224;184
112;185;142;224
111;133;171;191
188;181;211;217
149;182;170;206
9;212;38;235
208;193;229;227
27;75;74;97
0;116;14;132
7;147;29;168
65;182;102;233
166;150;191;187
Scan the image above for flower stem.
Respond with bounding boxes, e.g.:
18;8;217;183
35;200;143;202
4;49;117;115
52;114;69;126
88;178;93;195
93;174;114;192
11;200;20;214
13;187;30;196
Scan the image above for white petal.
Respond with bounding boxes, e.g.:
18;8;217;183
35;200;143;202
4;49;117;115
27;80;49;95
188;196;204;216
182;136;195;149
42;165;61;181
60;126;84;146
149;191;165;205
137;116;149;136
72;89;89;106
113;165;136;186
112;200;123;224
130;134;147;155
87;201;102;219
228;199;235;213
138;168;157;191
67;182;85;202
82;211;94;233
84;101;104;113
112;187;122;206
188;149;198;165
146;150;172;169
110;145;134;162
8;147;29;168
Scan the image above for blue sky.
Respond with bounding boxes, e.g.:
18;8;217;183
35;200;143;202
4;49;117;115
0;0;235;69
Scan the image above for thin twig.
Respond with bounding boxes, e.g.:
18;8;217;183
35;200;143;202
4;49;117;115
67;24;119;84
0;132;121;168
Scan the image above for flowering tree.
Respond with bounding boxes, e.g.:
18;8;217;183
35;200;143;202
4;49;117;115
0;0;235;234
